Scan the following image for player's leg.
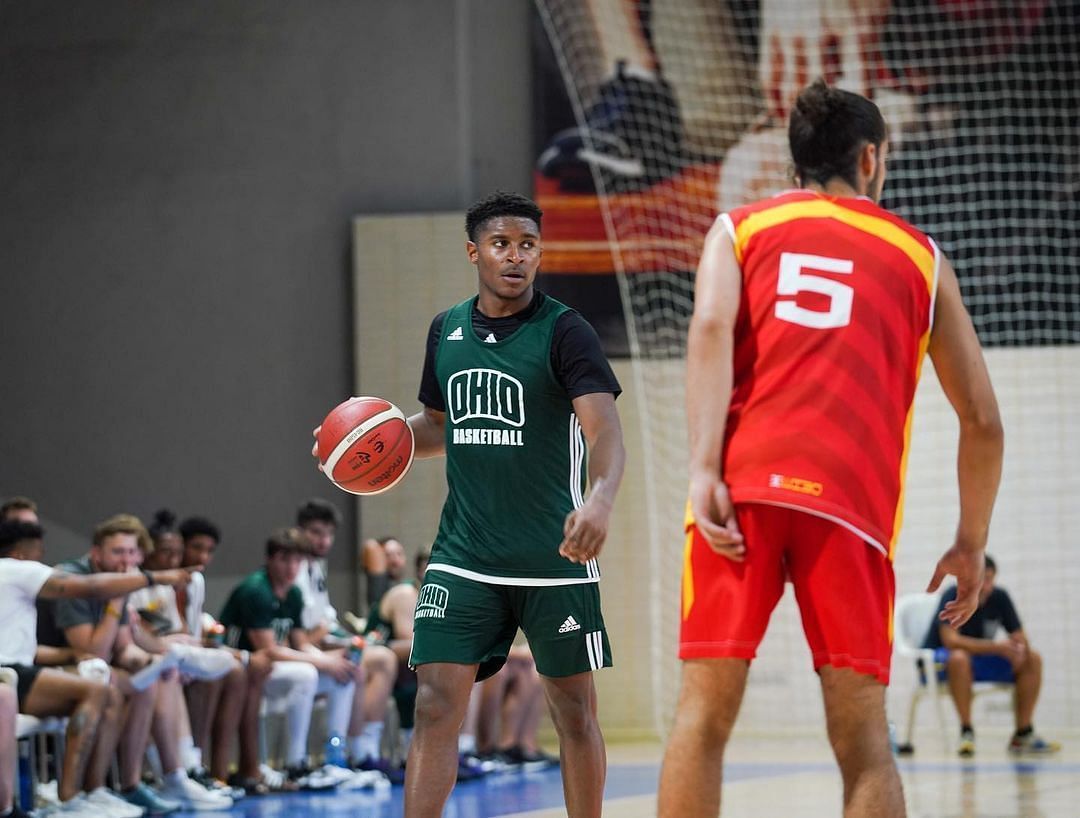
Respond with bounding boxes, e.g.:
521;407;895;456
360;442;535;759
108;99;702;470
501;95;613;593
658;504;786;817
349;643;396;766
406;571;516;817
787;511;903;818
944;648;975;727
20;667;108;801
540;671;604;818
0;682;16;814
1013;649;1042;731
518;582;611;817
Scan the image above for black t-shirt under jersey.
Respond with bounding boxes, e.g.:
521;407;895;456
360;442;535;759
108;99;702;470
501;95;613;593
417;292;621;410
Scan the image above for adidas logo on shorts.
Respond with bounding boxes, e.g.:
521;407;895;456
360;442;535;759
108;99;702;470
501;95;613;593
558;615;581;634
446;326;464;341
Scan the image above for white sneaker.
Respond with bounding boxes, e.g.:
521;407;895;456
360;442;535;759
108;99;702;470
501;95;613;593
36;777;61;807
166;643;236;681
85;786;146;817
129;652;181;691
338;768;391;791
45;793;109;817
159;773;233;811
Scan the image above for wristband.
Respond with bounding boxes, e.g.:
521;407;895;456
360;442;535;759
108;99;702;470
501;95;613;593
104;603;123;618
140;568;156;587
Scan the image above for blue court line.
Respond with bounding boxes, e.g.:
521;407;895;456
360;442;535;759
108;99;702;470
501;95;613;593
170;758;1080;817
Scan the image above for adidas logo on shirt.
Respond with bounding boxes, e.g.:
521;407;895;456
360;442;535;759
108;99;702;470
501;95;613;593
446;326;464;341
483;333;497;343
558;615;581;634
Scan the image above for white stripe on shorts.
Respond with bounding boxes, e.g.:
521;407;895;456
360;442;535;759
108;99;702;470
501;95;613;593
586;630;603;671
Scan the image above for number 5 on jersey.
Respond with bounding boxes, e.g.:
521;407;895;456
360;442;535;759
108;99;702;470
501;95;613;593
774;252;854;329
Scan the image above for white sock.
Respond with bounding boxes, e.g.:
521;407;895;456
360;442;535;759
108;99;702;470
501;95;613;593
164;768;187;787
459;733;476;755
179;735;200;771
350;721;384;761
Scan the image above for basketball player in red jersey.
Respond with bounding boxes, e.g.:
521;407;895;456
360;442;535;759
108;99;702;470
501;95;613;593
658;80;1004;817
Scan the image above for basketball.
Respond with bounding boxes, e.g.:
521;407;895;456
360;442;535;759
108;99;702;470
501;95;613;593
316;396;414;495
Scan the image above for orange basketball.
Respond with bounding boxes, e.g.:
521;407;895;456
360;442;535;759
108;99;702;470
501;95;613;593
316;396;414;495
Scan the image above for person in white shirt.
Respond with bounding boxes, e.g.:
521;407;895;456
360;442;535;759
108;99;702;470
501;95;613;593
0;519;192;816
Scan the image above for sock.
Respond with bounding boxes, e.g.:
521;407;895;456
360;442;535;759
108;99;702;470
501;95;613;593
459;733;476;755
1;808;14;817
179;735;201;771
350;721;384;761
1015;725;1033;737
164;768;188;787
960;724;974;735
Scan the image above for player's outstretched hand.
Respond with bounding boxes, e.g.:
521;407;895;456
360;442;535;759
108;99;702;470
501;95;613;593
559;497;611;565
926;544;985;628
689;471;744;561
311;425;324;472
154;567;199;588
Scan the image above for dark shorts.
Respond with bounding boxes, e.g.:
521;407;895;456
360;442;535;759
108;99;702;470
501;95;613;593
2;663;42;705
933;648;1016;683
410;570;612;682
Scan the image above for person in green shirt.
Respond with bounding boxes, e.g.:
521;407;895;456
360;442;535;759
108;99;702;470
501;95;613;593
316;191;626;817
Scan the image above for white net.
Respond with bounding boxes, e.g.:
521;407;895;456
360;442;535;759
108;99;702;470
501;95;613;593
535;0;1080;737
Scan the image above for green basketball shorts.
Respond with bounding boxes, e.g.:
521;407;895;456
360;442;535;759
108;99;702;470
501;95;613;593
410;570;613;681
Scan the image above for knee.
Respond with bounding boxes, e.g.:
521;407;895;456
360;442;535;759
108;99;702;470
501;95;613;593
946;649;971;675
1022;649;1042;673
363;645;396;677
548;692;597;741
414;682;463;730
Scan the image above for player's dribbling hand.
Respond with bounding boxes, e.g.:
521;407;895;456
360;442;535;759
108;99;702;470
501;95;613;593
559;498;611;565
689;471;745;561
926;544;985;628
311;425;324;472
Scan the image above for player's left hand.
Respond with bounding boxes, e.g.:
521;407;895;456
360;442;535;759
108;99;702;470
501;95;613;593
311;425;324;472
559;497;611;564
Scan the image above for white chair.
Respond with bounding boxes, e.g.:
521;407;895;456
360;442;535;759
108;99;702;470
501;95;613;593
893;592;1013;754
2;667;68;809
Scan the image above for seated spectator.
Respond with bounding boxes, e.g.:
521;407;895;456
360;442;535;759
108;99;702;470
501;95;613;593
924;554;1061;757
0;497;38;525
218;527;364;789
129;511;249;797
292;501;398;779
0;677;28;818
1;518;191;816
36;514;233;813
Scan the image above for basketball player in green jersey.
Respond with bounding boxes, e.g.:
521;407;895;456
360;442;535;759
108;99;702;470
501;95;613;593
318;192;625;816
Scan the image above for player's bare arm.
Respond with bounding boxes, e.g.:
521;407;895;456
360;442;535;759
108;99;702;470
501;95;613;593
686;220;745;559
407;406;447;458
38;567;194;600
925;254;1004;627
559;391;625;564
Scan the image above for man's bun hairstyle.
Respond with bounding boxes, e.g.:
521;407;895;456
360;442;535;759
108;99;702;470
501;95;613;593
789;79;886;189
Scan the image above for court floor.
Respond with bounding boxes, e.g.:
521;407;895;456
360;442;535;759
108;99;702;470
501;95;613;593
177;733;1079;817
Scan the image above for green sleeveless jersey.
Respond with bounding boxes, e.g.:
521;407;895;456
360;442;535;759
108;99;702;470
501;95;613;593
429;295;597;585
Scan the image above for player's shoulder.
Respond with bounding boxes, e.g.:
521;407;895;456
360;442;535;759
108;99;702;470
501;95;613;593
723;189;808;226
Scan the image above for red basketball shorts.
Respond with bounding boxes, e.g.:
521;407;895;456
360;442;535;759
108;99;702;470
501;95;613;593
679;503;895;684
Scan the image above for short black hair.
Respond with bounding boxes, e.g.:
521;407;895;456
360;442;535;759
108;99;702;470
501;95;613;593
985;554;997;573
465;191;543;242
789;79;886;189
0;519;44;556
179;515;221;545
266;526;305;559
296;498;341;528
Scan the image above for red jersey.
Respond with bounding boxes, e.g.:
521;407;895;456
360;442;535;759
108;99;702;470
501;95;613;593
718;189;939;558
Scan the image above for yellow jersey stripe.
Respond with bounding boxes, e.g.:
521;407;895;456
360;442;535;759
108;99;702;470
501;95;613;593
889;327;933;559
732;200;936;294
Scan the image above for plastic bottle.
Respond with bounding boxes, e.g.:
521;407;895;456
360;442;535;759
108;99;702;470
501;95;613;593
325;733;347;768
347;636;365;665
17;738;33;811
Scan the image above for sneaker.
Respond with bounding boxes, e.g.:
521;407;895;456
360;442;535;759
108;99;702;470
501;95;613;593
285;763;340;791
1008;731;1062;755
456;752;489;782
505;745;559;771
353;756;405;786
85;787;146;817
336;768;391;791
121;783;181;816
166;643;236;681
188;767;245;800
957;728;975;758
42;794;109;817
158;773;233;811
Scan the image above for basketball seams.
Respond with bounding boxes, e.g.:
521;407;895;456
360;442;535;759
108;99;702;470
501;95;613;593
322;404;406;475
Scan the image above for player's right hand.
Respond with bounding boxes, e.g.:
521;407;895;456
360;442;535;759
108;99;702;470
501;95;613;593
320;652;354;684
154;567;198;588
926;544;985;628
688;471;745;561
311;425;324;472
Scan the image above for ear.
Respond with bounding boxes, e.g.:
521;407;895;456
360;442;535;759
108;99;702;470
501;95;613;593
466;240;478;265
860;142;878;179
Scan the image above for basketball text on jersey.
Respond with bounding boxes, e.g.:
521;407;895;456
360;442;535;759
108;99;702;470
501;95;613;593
447;368;526;446
414;583;449;620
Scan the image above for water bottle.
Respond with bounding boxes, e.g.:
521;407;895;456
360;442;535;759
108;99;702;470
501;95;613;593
17;738;33;810
888;721;899;755
325;733;347;768
347;636;365;665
